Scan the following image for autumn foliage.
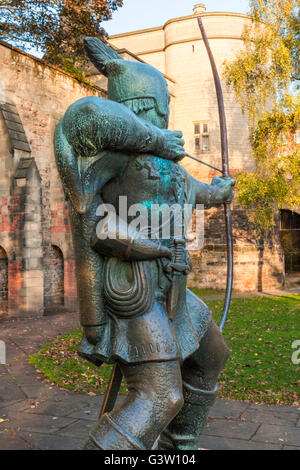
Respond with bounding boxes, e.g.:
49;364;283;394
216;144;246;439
223;0;300;229
0;0;123;61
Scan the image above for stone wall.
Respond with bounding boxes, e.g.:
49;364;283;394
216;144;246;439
0;40;105;316
0;246;8;316
188;206;284;292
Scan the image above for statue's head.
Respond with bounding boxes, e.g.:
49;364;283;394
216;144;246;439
85;37;170;128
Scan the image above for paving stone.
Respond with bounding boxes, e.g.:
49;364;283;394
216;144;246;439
1;341;27;365
283;445;300;450
241;406;299;426
204;418;260;440
55;418;95;438
199;434;282;450
67;395;127;421
0;399;25;409
0;376;26;402
0;411;77;434
67;406;100;421
11;375;41;387
6;364;37;376
210;399;250;419
22;397;92;417
0;433;34;450
248;403;300;415
20;432;83;450
12;336;51;351
0;399;34;413
18;383;72;399
252;424;300;447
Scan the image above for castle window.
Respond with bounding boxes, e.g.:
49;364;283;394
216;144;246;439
194;122;200;153
194;123;200;135
202;123;209;152
194;122;210;153
202;135;209;152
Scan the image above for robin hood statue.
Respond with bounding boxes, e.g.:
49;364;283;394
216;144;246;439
54;36;235;451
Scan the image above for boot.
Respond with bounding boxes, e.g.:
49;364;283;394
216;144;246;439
158;382;218;450
82;413;146;450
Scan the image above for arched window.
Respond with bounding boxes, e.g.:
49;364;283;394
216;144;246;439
44;245;64;309
0;246;8;316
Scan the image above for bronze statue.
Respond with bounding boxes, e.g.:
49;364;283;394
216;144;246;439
54;32;235;450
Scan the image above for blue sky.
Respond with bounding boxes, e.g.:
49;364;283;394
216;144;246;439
105;0;250;36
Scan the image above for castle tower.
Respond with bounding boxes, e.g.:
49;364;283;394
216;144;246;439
109;6;285;292
193;3;206;15
109;6;254;176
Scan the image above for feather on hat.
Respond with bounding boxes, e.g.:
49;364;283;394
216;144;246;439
84;37;123;76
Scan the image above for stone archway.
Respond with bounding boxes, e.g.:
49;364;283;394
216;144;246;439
44;245;64;310
280;210;300;288
0;246;8;316
280;210;300;273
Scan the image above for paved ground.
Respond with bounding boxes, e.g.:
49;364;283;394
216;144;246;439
0;312;299;451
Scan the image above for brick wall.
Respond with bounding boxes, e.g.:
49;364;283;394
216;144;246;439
51;203;71;235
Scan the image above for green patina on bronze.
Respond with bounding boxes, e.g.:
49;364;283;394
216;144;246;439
54;37;235;450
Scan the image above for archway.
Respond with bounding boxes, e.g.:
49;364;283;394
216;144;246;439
44;245;64;309
280;210;300;285
0;246;8;316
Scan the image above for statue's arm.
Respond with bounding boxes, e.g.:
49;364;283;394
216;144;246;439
188;173;235;208
62;96;185;161
54;118;86;213
92;214;172;261
54;96;185;215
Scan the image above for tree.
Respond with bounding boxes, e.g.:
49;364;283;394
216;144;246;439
223;0;300;229
0;1;123;68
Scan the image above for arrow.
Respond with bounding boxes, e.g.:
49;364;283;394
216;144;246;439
184;153;223;174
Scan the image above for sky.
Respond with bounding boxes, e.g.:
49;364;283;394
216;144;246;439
104;0;250;36
25;1;250;58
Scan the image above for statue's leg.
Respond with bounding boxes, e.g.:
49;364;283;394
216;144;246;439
83;360;184;450
158;320;230;450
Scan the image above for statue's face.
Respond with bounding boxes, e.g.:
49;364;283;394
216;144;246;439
158;87;171;129
137;106;168;129
107;61;171;128
137;87;170;129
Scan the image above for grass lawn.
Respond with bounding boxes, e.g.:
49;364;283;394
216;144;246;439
190;289;224;296
29;293;300;405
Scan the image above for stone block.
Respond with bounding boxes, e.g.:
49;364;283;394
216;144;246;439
19;432;83;450
204;418;260;440
252;424;300;447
